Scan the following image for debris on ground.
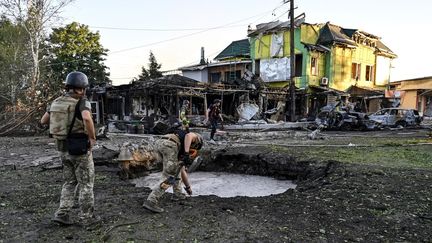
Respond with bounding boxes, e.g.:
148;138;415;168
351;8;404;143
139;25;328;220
0;129;431;242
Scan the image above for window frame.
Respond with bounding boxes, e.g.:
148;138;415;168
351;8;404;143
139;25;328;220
311;56;318;76
351;63;361;80
210;72;221;83
365;65;374;82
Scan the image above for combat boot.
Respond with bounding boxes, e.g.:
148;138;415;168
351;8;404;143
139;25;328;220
79;215;101;228
52;214;73;225
171;193;187;201
142;200;164;213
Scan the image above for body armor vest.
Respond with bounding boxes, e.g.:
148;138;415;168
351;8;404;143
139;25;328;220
49;95;86;140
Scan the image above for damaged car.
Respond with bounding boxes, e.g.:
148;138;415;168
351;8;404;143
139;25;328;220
315;104;380;131
368;108;422;128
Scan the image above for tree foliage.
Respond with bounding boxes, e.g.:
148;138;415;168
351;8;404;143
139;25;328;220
47;22;110;87
136;51;163;81
0;16;30;114
0;0;74;106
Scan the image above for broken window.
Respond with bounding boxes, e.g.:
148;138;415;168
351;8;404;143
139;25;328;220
365;65;374;81
224;70;241;81
295;54;303;77
254;60;260;76
210;72;221;83
90;101;99;124
351;63;361;80
311;57;318;76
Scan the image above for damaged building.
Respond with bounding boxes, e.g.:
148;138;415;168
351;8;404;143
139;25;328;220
247;19;397;118
88;17;398;131
89;74;256;133
388;76;432;117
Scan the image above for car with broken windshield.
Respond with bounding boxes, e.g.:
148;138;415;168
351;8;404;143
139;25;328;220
315;105;380;131
368;108;422;127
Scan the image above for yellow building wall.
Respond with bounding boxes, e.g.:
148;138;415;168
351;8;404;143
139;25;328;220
400;90;418;109
300;24;320;45
331;46;353;91
394;78;432;113
254;31;302;59
266;77;303;89
400;79;432;90
308;53;326;87
254;34;272;59
267;81;289;88
282;31;302;56
352;46;376;88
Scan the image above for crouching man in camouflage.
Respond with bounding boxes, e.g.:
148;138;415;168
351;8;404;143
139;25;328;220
40;71;97;226
143;131;203;213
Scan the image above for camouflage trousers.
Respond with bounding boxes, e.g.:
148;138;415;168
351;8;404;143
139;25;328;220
147;139;183;204
55;151;95;220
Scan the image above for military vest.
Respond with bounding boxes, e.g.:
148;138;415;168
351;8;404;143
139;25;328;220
49;95;86;140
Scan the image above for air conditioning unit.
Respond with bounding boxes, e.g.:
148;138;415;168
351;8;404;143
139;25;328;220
320;77;329;86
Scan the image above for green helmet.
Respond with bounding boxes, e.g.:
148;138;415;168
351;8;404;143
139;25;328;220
65;71;89;88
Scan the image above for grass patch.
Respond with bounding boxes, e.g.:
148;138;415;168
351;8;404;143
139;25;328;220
269;136;432;169
303;146;432;169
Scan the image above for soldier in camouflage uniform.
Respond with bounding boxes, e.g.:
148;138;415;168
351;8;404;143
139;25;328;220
40;71;97;225
143;131;203;213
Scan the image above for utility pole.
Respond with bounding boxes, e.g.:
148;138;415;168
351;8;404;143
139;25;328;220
289;0;296;121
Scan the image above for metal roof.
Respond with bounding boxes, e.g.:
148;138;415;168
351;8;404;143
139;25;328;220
214;39;250;61
317;23;357;46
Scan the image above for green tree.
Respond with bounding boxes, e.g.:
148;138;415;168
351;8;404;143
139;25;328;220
0;0;74;98
47;22;111;87
0;16;30;115
136;51;163;81
137;66;150;80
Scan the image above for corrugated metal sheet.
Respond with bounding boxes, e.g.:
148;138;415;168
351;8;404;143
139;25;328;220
317;23;356;46
214;39;250;61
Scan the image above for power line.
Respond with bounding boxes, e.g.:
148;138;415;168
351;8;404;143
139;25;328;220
109;25;243;54
89;25;244;31
90;2;286;33
109;6;285;54
4;3;289;76
249;1;286;25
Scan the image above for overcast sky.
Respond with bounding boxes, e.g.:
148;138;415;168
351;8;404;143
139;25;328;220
61;0;432;85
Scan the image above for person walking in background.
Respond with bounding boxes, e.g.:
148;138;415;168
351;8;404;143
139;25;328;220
40;71;97;226
179;100;190;132
204;99;223;143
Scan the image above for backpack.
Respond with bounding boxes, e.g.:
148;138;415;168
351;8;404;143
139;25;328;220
49;96;81;140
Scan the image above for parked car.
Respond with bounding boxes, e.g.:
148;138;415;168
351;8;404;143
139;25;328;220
368;108;422;127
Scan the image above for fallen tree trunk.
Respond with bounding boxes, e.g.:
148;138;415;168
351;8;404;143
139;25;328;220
0;109;41;136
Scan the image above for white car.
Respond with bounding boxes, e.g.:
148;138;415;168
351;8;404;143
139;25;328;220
369;108;422;127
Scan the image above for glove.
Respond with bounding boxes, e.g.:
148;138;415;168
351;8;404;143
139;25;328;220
184;185;192;195
189;149;198;160
183;154;193;166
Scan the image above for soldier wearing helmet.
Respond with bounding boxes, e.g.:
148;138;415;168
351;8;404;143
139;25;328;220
143;130;203;213
40;71;97;225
